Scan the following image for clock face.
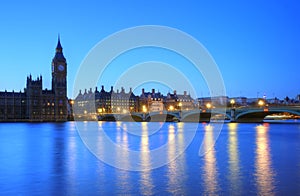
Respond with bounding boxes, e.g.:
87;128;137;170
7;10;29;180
58;64;64;71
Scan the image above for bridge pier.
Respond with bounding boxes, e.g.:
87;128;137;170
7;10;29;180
230;108;236;122
179;110;182;122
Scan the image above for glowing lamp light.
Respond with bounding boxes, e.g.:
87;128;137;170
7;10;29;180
142;105;147;113
206;103;212;109
258;100;265;107
230;99;235;105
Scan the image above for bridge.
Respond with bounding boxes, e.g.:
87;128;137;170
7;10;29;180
93;106;300;123
232;106;300;122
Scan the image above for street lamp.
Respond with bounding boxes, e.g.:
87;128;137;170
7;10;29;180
178;102;183;120
142;105;147;113
178;102;182;110
169;105;174;111
230;99;235;108
206;103;212;109
258;99;265;107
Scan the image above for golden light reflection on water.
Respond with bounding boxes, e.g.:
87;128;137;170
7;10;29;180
97;121;104;155
255;123;275;195
115;122;131;193
94;122;131;192
141;122;149;153
95;122;106;185
227;123;242;194
167;124;177;194
97;121;103;126
202;124;219;195
166;123;187;195
116;121;122;127
139;122;154;195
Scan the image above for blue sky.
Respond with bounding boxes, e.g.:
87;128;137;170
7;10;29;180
0;0;299;99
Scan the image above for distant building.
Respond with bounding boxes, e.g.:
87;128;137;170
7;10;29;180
74;86;139;117
246;98;259;106
176;91;195;110
230;97;247;106
0;37;68;121
197;97;211;109
139;89;164;112
110;87;139;113
296;95;300;102
266;97;280;105
165;91;178;111
165;90;195;111
74;88;96;116
0;90;26;119
197;96;228;108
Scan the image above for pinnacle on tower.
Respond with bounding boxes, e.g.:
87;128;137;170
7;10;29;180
56;34;63;53
54;34;66;61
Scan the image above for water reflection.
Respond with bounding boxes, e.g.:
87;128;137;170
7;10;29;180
2;122;300;194
167;124;177;194
139;122;154;195
167;123;187;195
202;124;219;195
66;122;77;194
115;122;131;193
255;123;276;195
227;123;242;194
50;123;68;194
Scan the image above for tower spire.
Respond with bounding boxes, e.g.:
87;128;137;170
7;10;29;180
53;34;66;61
56;34;62;52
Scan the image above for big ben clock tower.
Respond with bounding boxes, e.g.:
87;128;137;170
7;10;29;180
52;36;67;121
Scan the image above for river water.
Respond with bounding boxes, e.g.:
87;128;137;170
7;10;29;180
0;121;300;195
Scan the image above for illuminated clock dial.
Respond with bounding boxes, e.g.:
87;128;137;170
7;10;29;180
58;64;64;71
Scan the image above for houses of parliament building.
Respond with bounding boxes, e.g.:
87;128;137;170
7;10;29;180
0;38;68;121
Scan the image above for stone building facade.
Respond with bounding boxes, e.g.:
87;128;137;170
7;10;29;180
74;86;139;119
139;89;164;112
74;87;197;117
0;38;68;121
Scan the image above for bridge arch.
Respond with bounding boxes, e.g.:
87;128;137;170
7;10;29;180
119;114;143;122
181;110;231;122
236;109;300;122
98;114;116;121
145;113;179;122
